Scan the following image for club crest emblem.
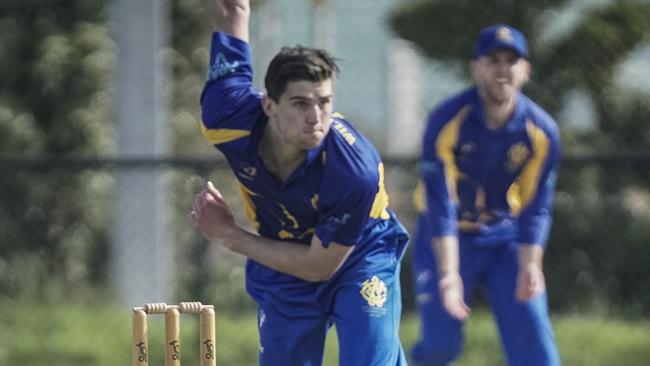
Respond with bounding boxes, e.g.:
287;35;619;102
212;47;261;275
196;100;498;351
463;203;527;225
360;276;388;308
496;26;514;42
506;143;530;171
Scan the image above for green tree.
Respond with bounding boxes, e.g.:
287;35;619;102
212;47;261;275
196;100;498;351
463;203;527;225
389;0;650;150
167;0;258;311
0;0;113;299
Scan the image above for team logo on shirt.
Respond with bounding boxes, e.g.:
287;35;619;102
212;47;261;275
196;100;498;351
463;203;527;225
506;143;530;171
243;165;257;177
360;276;388;310
328;213;351;225
236;162;257;180
458;142;476;155
207;52;239;81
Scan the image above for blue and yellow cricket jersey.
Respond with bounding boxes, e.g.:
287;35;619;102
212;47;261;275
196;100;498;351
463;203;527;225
200;32;407;302
419;87;560;247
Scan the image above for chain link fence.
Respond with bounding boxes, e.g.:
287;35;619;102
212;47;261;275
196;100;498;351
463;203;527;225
1;154;649;315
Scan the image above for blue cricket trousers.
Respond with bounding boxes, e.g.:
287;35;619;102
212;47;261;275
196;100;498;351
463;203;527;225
410;216;560;366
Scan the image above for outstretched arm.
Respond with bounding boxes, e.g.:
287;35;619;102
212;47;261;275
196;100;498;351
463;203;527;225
433;236;470;320
420;107;471;320
514;121;561;302
191;182;354;282
207;0;250;42
516;244;545;302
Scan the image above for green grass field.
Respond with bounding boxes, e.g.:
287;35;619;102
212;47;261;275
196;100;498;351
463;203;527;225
1;301;649;366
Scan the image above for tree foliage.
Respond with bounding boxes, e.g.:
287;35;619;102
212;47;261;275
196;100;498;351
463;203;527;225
0;0;113;298
389;0;567;64
389;0;650;149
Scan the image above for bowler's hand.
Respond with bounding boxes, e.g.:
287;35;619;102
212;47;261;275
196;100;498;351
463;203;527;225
516;263;546;302
191;181;236;242
438;272;471;320
206;0;250;41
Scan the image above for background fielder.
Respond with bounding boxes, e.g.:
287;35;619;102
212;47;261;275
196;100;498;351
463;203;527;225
410;24;562;366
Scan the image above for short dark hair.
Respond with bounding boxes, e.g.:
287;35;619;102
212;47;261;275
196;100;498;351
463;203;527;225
264;45;339;101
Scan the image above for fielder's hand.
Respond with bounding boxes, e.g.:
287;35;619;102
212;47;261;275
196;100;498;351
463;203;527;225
515;263;546;302
438;272;471;320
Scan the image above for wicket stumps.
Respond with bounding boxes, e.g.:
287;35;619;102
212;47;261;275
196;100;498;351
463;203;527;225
132;302;216;366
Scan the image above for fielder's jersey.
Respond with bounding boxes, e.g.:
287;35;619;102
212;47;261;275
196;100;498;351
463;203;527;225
420;87;560;247
200;32;406;301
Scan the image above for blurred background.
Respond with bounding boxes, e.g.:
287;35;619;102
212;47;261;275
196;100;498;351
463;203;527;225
1;0;649;365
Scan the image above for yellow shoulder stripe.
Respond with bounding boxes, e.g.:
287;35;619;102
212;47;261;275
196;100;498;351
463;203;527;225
412;181;427;213
369;163;391;220
239;184;260;231
506;120;550;215
201;124;250;145
435;106;470;203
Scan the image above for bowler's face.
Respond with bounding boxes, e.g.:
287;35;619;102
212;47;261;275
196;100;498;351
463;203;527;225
471;49;530;104
265;79;334;150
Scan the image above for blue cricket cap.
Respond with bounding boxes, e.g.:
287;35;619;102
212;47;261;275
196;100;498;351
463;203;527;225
473;24;528;59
